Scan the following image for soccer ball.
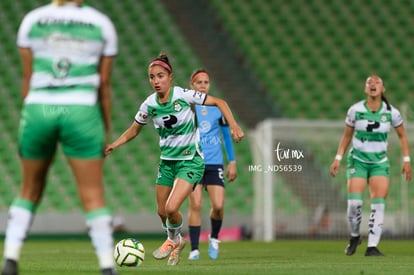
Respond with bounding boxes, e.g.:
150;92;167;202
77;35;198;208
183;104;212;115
114;238;145;267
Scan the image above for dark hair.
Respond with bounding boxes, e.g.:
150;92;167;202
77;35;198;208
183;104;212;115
382;94;391;111
149;53;173;73
379;78;391;111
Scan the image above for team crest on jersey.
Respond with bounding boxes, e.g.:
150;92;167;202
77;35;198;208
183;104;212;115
199;120;211;133
173;100;182;112
381;114;387;122
138;112;148;120
346;115;355;124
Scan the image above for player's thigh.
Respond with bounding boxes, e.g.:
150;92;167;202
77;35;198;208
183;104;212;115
20;158;54;203
368;176;389;198
165;177;195;214
19;104;59;158
156;184;173;214
60;105;105;158
68;157;105;211
206;185;225;210
347;177;367;194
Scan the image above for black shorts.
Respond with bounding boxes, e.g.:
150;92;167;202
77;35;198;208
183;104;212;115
199;164;225;189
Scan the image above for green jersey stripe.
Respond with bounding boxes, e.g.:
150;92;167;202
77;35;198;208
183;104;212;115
34;57;97;77
355;111;391;122
355;131;388;142
157;120;195;139
160;144;197;160
149;98;191;117
29;23;103;41
32;84;95;93
351;148;387;163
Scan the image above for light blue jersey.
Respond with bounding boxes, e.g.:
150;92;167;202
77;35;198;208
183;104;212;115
196;105;235;165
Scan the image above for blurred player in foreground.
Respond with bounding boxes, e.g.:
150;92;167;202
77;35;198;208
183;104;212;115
1;1;118;275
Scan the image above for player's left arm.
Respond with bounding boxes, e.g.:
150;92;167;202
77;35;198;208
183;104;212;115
221;121;237;182
394;124;412;181
203;95;244;142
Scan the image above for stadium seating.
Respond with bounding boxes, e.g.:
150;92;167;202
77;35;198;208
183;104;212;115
210;0;414;214
0;0;254;218
1;0;413;223
210;0;414;119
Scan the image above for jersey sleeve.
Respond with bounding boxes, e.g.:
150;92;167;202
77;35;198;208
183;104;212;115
391;106;403;128
17;12;34;48
181;88;207;105
221;122;236;162
101;16;118;56
345;105;356;127
134;99;149;125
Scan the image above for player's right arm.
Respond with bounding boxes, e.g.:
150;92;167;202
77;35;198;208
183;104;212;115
18;47;32;99
104;121;143;156
330;125;354;177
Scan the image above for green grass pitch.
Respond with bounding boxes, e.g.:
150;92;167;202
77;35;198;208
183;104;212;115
1;238;414;274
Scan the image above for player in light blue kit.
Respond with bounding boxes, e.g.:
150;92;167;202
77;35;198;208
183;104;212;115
187;69;237;260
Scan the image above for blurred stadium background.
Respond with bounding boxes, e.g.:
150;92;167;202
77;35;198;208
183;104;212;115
1;0;414;240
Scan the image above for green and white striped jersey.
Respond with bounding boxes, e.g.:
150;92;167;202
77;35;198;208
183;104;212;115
135;86;207;161
345;100;403;163
17;3;117;105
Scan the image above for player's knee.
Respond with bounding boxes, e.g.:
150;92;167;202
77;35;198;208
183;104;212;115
157;206;167;219
190;202;202;212
211;207;224;217
165;204;179;217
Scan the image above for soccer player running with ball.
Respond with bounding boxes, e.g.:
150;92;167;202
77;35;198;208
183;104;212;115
104;54;244;266
187;69;237;260
330;75;412;256
1;1;118;275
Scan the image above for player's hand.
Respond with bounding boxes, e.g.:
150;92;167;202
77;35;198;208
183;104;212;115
226;161;237;182
402;162;412;182
231;124;244;143
104;144;116;156
329;160;340;177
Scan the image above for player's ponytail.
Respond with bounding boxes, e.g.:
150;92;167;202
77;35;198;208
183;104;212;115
382;94;391;111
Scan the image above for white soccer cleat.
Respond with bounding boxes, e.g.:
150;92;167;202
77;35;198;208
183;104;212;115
208;235;220;260
188;249;200;260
